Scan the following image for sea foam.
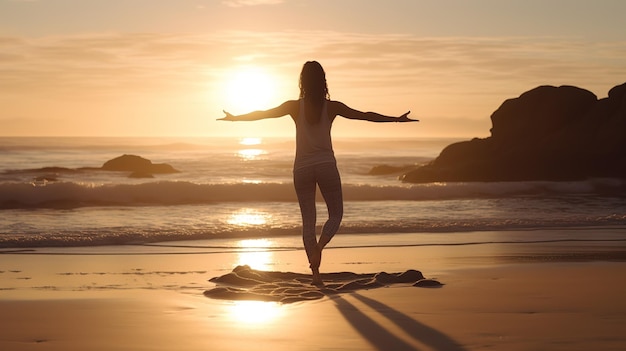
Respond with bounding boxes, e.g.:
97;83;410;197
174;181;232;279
1;178;624;209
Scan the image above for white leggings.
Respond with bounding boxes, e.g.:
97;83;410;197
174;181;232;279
293;162;343;265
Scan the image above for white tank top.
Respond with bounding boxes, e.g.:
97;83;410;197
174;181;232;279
294;99;336;170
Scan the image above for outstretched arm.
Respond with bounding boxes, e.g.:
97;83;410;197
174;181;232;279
217;101;296;122
333;101;418;122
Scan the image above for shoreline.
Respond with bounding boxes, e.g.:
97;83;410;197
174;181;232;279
1;229;626;350
2;224;626;250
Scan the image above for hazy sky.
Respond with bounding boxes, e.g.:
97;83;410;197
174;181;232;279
2;0;625;138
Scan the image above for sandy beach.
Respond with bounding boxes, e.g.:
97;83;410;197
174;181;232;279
2;229;626;351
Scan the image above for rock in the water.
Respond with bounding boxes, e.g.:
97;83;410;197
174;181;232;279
101;154;179;177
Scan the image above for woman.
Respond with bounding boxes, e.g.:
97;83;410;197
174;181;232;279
218;61;417;284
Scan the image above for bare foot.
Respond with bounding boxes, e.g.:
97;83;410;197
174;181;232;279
311;268;324;286
312;279;324;286
309;244;322;270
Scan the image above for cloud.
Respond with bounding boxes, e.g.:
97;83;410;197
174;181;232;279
2;30;625;112
2;29;625;137
0;33;221;98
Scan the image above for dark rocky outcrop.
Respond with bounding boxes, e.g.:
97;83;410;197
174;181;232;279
401;83;626;183
101;154;179;178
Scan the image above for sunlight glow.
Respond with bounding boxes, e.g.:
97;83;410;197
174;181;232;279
225;66;276;113
227;300;284;325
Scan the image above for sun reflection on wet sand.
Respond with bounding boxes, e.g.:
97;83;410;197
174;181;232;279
204;239;285;328
238;238;273;248
227;212;275;270
235;239;274;270
227;300;284;325
222;208;284;308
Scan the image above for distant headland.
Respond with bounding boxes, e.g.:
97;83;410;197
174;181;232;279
401;82;626;183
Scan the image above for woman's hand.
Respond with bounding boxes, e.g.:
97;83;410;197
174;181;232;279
397;111;419;122
217;110;235;121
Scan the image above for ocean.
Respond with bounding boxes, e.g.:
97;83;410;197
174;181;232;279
1;137;625;249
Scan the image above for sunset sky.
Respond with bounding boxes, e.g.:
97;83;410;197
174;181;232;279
2;0;625;138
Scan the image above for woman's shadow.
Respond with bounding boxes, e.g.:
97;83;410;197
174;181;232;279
332;293;467;351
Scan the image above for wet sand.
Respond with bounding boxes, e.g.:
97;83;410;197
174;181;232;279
1;229;626;350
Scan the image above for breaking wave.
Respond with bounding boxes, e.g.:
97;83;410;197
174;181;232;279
1;178;624;209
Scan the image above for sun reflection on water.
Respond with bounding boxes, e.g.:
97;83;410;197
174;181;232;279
237;137;265;160
240;137;262;145
237;148;264;160
242;179;262;184
228;209;271;226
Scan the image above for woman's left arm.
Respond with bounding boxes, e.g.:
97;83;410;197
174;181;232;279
332;101;418;123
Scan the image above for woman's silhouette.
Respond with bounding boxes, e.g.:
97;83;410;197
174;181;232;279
218;61;417;284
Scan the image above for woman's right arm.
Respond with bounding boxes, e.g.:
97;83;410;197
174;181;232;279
332;101;417;122
218;100;298;121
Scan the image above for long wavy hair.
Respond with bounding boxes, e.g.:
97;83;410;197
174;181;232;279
299;61;329;124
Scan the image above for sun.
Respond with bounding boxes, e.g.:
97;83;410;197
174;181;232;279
224;66;276;113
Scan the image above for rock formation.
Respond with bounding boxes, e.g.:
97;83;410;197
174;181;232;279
101;154;179;178
401;82;626;183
